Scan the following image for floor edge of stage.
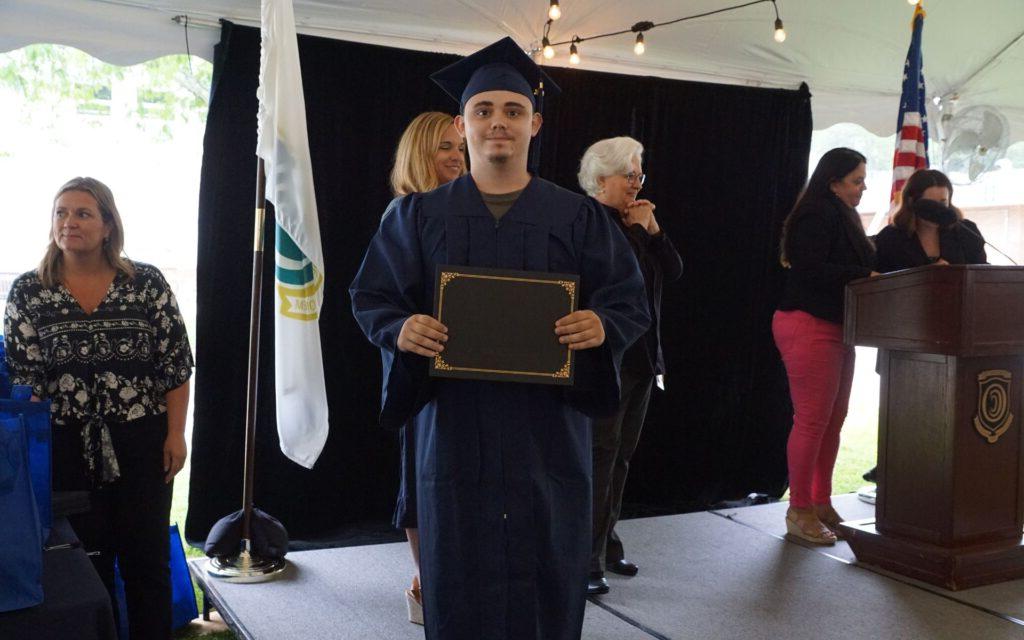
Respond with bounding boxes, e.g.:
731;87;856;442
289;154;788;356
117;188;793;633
189;493;1024;639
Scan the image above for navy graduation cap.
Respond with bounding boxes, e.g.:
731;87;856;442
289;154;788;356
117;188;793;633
431;36;562;113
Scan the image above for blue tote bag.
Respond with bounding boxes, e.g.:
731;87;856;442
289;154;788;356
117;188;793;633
0;414;44;612
113;523;200;638
0;396;52;541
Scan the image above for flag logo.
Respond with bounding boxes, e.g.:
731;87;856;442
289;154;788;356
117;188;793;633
258;0;329;468
276;224;323;321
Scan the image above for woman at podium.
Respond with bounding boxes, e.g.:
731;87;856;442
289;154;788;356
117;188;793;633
774;148;878;545
875;169;986;272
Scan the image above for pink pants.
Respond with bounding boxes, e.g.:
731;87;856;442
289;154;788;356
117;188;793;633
772;310;856;509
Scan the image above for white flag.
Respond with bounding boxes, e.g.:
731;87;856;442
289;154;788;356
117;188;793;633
257;0;328;468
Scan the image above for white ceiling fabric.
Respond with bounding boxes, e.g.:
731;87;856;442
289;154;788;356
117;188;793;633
3;0;1023;142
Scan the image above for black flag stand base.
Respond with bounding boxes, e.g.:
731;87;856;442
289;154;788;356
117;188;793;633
206;538;287;583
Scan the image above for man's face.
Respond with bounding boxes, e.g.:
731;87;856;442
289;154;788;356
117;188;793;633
455;90;542;168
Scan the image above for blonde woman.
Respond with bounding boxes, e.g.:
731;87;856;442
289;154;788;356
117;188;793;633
386;111;466;212
386;111;465;624
4;177;193;639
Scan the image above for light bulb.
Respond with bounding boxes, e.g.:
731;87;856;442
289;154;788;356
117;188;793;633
634;33;645;55
569;42;580;65
542;37;555;59
908;0;920;5
773;18;786;43
549;1;561;21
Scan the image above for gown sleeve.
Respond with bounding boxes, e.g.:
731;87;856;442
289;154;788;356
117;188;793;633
349;195;433;430
568;198;651;418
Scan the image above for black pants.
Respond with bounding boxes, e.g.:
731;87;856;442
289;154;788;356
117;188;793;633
54;414;173;640
590;370;654;574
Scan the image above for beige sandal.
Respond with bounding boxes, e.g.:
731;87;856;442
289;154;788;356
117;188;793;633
814;504;845;539
786;508;837;545
405;575;424;625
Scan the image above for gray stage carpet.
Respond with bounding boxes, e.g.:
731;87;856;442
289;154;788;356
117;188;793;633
190;547;651;640
712;493;1024;625
191;494;1024;639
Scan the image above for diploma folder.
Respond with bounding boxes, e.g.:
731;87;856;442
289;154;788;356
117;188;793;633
430;265;578;385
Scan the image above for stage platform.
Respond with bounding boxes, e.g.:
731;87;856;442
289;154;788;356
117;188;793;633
189;494;1024;639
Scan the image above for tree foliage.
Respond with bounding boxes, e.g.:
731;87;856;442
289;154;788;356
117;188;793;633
0;44;212;127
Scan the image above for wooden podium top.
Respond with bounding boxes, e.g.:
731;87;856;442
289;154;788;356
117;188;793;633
844;265;1024;356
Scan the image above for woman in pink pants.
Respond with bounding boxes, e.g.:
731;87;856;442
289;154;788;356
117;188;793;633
774;148;878;545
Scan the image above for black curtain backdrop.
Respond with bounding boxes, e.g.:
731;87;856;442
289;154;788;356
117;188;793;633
185;21;811;544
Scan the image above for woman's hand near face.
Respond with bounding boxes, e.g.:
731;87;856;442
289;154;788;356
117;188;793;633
623;199;659;235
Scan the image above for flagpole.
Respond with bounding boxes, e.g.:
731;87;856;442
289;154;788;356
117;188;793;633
242;159;267;544
206;158;287;582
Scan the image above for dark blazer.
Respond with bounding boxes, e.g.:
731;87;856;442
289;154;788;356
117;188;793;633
778;194;875;324
605;204;684;376
874;219;987;272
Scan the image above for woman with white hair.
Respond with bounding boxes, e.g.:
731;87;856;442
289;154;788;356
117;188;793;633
577;136;683;595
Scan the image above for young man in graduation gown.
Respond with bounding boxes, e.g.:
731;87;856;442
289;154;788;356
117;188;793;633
349;38;649;640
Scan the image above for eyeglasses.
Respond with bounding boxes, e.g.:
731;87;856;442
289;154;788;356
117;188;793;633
624;172;646;186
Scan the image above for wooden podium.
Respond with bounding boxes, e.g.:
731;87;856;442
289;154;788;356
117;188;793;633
839;265;1024;590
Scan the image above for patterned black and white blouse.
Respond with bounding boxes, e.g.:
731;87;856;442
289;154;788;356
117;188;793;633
4;262;193;483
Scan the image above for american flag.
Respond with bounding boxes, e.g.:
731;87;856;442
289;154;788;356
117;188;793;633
890;4;929;204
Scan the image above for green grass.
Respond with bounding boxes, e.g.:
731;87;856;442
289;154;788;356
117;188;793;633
833;347;880;495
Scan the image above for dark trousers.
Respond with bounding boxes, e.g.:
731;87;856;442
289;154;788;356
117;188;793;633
590;370;654;574
54;414;173;640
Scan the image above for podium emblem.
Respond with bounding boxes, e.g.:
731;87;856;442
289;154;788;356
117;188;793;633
973;369;1013;444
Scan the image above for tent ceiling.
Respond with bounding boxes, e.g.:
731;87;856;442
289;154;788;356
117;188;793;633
4;0;1023;142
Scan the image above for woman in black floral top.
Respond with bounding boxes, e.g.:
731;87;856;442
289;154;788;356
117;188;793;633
4;177;193;640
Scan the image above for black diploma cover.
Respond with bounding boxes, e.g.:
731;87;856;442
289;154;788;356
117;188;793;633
430;265;578;385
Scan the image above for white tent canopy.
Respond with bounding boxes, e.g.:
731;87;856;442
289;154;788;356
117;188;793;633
4;0;1023;142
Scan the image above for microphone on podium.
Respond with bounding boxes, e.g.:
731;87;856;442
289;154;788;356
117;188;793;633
956;222;1018;266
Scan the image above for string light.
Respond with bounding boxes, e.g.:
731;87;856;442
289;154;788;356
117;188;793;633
542;37;555;59
535;0;786;65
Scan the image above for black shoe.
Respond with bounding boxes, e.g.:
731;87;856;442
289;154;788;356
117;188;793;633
587;572;609;595
606;559;639;576
862;466;877;483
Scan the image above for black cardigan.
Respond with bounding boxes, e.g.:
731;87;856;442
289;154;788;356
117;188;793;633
778;194;875;324
605;204;684;376
874;219;987;272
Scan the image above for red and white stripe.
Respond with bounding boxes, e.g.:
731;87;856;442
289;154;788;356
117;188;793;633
890;110;928;203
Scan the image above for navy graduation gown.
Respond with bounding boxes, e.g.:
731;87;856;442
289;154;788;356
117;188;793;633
350;175;649;640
